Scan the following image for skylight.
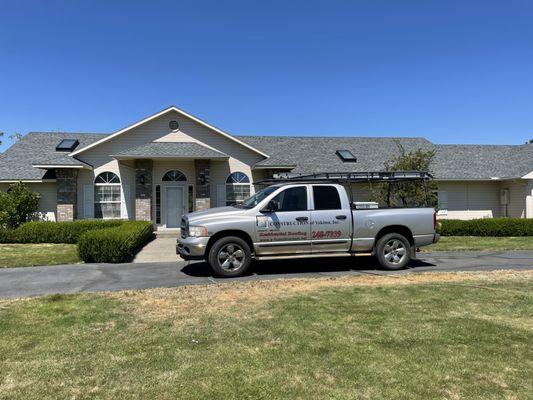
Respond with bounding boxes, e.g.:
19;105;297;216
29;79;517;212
336;149;357;162
56;139;80;152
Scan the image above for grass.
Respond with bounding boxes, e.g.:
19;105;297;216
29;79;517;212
426;236;533;252
0;270;531;399
0;244;80;268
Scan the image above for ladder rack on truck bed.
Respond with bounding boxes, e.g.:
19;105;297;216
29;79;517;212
256;171;434;207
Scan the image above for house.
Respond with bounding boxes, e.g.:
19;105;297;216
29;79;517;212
0;105;532;226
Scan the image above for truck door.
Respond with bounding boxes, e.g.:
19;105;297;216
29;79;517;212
255;185;311;255
310;185;352;253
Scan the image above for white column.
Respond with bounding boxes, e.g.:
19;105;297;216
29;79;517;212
526;180;533;218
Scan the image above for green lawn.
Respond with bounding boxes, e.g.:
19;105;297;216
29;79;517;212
0;271;531;399
425;236;533;252
0;244;80;268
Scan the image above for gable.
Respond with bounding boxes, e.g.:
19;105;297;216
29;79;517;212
71;107;268;166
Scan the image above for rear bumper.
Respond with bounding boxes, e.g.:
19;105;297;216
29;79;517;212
176;236;210;261
413;233;440;247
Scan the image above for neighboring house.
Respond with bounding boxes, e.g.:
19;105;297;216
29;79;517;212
0;105;532;225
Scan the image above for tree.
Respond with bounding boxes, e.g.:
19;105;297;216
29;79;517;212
527;139;533;144
0;182;41;229
370;141;437;207
0;131;22;147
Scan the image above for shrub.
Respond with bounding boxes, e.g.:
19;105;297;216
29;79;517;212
78;221;154;263
438;218;533;237
0;182;40;228
0;228;16;243
11;220;124;244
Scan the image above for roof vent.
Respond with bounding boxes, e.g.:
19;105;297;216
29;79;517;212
336;149;357;162
56;139;80;152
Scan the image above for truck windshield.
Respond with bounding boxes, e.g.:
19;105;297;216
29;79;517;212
234;185;280;209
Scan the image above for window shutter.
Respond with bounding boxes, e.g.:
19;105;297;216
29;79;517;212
217;184;226;207
83;185;94;219
121;185;130;219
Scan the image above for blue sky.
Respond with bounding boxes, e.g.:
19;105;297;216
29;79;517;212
1;0;533;152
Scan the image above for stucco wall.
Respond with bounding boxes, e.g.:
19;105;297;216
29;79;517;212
0;182;58;221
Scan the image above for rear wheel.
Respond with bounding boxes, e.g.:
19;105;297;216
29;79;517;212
208;236;252;277
375;233;411;270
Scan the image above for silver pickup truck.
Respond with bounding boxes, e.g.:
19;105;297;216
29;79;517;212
177;179;440;277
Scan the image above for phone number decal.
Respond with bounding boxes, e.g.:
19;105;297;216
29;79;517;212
312;230;342;239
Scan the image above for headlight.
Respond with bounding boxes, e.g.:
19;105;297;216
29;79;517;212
188;226;207;237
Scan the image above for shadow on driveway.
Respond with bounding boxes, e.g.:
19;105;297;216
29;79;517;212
180;256;436;278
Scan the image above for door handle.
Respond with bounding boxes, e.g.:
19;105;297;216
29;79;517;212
295;216;309;222
336;215;347;220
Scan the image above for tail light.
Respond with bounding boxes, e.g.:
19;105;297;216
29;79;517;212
433;210;437;231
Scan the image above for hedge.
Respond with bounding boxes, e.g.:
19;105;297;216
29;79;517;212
78;221;154;263
438;218;533;237
0;220;124;244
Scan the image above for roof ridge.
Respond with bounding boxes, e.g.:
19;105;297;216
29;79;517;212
27;131;108;136
237;134;431;140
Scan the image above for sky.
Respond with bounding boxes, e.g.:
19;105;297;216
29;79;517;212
1;0;533;152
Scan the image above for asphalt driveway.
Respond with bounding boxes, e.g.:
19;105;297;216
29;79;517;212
0;251;532;299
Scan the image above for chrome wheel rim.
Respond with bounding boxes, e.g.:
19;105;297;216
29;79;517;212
217;243;245;271
383;239;407;264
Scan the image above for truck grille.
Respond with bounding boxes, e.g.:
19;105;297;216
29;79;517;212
181;217;188;238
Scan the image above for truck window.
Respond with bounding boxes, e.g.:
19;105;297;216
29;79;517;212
272;187;307;211
313;186;341;210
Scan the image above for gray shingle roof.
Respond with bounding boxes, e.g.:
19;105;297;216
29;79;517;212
432;144;532;179
0;132;106;180
238;136;533;179
1;131;532;181
238;135;436;171
113;142;228;159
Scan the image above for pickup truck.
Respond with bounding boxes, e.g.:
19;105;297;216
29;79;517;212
177;182;439;277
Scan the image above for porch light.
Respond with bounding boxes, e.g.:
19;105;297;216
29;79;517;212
199;173;206;185
140;176;146;185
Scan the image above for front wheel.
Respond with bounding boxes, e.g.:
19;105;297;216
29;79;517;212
375;233;411;270
207;236;252;277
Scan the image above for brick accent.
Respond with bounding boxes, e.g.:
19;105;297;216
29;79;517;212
194;160;211;211
56;169;78;221
57;204;75;221
135;160;153;221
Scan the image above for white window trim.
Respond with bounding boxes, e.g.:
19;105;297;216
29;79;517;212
225;172;251;206
94;172;122;220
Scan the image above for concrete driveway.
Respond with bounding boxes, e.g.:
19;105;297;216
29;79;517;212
0;251;532;299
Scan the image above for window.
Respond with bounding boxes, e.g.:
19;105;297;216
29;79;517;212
272;186;307;212
335;149;357;162
162;170;186;182
313;186;341;210
56;139;79;152
94;172;121;219
155;185;161;224
226;172;250;206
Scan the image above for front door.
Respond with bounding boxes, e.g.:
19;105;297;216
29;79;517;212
166;186;184;228
255;185;311;255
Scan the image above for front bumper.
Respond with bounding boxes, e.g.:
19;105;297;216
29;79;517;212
176;236;210;261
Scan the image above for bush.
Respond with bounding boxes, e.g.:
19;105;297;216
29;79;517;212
78;221;154;263
438;218;533;237
0;182;40;228
0;228;16;243
10;220;124;244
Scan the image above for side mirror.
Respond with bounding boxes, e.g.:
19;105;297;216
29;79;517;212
262;199;279;213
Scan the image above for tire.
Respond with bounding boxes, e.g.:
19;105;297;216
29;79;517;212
375;233;411;270
207;236;252;277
